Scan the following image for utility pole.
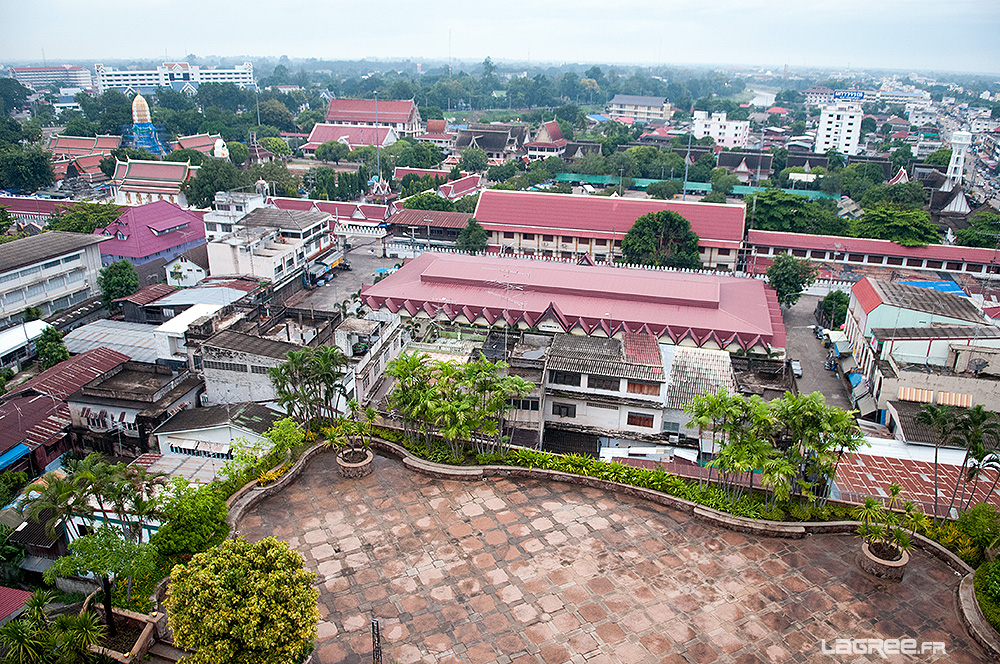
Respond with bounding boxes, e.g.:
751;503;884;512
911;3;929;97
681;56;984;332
682;133;693;201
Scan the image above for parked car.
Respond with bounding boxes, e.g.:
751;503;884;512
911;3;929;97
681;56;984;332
791;360;803;377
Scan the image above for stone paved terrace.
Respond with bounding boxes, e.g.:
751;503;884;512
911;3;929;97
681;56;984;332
238;454;986;663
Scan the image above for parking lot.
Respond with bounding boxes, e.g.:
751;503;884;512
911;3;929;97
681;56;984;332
782;294;851;408
285;236;401;313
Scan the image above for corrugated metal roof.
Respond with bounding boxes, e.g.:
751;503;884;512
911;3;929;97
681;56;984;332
203;329;301;360
870;325;1000;340
665;346;736;410
152;402;282;437
547;333;664;381
0;232;107;275
64;320;158;363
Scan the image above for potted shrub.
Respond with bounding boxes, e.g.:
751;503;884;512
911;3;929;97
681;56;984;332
331;400;377;478
854;483;925;581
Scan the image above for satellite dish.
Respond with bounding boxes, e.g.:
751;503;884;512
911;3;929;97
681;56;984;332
969;358;988;375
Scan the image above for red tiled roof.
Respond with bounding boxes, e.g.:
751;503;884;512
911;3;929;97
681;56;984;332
47;134;121;158
394;167;451;180
836;453;1000;514
303;124;394;150
426;119;447;133
0;196;70;218
766;106;790;114
112;160;194;194
95;201;205;260
852;277;882;314
174;133;220;155
390;208;472;230
0;587;34;622
438;174;483;200
114;282;177;305
324;99;417;125
266;197;389;223
621;331;662;366
361;253;785;350
747;229;1000;266
474;190;746;243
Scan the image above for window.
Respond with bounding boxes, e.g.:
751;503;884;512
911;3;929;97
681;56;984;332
251;365;271;374
627;412;654;428
523;233;534;241
947;262;962;271
595;238;607;246
562;236;574;243
504;232;515;239
886;257;903;266
926;260;943;269
549;370;581;386
718;248;731;256
552;402;576;418
543;235;554;242
627;381;660;396
792;249;807;257
203;360;248;372
510;398;540;411
848;253;864;262
906;258;924;267
588;375;619;391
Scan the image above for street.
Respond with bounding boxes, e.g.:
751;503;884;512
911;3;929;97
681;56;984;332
783;294;851;408
284;236;401;313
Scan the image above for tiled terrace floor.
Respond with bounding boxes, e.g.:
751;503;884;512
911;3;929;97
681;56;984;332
238;454;985;663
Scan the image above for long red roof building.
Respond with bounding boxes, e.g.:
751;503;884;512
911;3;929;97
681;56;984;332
362;252;786;352
473;189;746;269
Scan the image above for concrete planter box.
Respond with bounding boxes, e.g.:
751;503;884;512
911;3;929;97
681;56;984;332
858;541;909;581
87;607;159;663
337;448;374;478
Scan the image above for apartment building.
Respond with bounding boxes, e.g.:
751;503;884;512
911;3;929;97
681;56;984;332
95;62;255;94
691;111;750;149
7;65;92;90
605;95;673;123
0;233;108;328
814;102;863;155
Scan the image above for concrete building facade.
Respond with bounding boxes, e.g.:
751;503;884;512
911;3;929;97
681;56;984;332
814;102;863;156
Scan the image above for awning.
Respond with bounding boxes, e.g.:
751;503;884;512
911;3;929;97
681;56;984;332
834;341;853;356
0;445;31;470
195;440;231;455
19;556;55;573
852;381;868;398
856;395;877;416
848;373;864;388
898;387;933;403
938;391;973;407
840;355;858;372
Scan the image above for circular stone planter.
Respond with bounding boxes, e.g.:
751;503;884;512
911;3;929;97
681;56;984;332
858;541;909;581
336;448;374;478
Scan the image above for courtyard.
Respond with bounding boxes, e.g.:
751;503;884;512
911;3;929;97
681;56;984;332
238;454;985;664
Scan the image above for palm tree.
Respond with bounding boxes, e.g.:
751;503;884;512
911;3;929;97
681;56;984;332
947;406;1000;518
312;345;349;420
21;474;90;542
915;404;958;523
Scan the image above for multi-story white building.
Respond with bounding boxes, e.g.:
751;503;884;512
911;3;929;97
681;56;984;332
802;87;834;107
814;102;863;155
334;311;405;406
691;111;750;149
7;65;92;90
0;232;108;329
206;208;338;291
908;106;938;126
95;62;255;94
605;95;673;123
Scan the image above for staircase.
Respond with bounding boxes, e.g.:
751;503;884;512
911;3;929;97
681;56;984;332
145;640;190;664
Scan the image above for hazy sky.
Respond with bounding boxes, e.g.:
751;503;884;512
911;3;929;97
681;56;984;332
2;0;998;74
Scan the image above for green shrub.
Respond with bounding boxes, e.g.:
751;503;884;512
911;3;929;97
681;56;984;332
975;562;1000;633
787;502;811;522
0;471;28;507
763;507;787;521
956;504;1000;551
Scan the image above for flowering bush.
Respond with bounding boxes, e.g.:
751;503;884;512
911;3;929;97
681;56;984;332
257;462;293;486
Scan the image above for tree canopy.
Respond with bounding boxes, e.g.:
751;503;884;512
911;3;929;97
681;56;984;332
166;537;319;664
458;147;489;173
748;190;848;236
455;218;488;253
402;191;455;211
955;212;1000;248
165;148;206;166
35;327;69;370
97;260;139;310
850;203;939;247
767;253;818;308
620;210;702;269
183;159;248;208
314;140;350;164
48;202;122;234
